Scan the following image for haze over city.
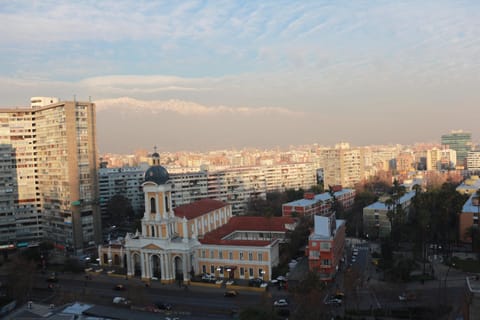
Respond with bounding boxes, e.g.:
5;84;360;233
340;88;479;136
1;1;479;153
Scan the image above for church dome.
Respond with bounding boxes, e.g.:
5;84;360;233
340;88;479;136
144;165;170;185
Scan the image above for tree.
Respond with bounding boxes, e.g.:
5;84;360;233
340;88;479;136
105;194;135;227
5;256;36;303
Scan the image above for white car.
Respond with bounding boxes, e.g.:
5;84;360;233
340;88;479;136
273;299;289;307
112;297;130;305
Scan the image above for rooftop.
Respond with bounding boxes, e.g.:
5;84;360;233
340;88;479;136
364;191;416;211
174;198;228;220
200;216;296;246
283;189;354;208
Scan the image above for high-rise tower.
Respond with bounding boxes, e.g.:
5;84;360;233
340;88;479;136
441;130;472;168
0;98;100;253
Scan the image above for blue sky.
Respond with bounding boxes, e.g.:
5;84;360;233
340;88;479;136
1;1;480;152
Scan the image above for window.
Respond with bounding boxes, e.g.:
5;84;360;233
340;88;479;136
258;253;263;261
320;242;331;250
240;267;245;277
258;268;264;277
229;251;233;260
201;250;206;258
219;251;223;259
210;250;214;258
248;252;253;261
165;195;169;211
202;265;206;274
249;268;254;277
210;265;215;274
309;251;319;259
150;197;156;213
322;259;330;266
239;252;244;260
311;241;317;247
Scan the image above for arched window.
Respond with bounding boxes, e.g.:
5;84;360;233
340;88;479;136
150;197;156;213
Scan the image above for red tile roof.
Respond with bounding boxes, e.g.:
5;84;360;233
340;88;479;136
200;216;296;246
174;198;228;220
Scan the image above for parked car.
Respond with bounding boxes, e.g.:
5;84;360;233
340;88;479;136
155;301;173;310
248;278;264;287
201;273;216;283
113;284;126;291
273;299;289;307
224;290;238;297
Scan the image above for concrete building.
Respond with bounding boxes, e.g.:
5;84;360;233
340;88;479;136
363;191;416;238
99;161;316;216
456;176;480;195
98;165;149;219
441;130;472;168
459;193;480;243
320;143;364;188
426;147;457;171
98;154;296;283
306;214;346;281
282;188;355;217
0;98;101;253
466;151;480;172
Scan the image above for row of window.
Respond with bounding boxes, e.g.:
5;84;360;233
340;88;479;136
201;249;263;261
201;264;265;278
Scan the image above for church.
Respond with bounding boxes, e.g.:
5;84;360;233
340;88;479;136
98;152;296;283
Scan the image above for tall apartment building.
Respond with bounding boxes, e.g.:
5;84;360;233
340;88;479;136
0;97;101;253
426;147;457;171
98;165;149;220
320;143;364;188
441;130;472;168
466;152;480;172
99;161;317;216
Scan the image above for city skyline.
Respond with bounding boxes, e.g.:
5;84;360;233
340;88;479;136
1;1;480;153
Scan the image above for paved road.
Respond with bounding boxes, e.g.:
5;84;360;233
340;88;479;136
27;270;275;319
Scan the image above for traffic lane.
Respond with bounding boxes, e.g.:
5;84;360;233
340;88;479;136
34;274;264;313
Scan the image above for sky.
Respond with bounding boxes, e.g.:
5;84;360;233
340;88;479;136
1;1;480;153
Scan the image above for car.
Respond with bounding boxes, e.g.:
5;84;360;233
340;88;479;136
112;297;131;305
201;273;216;283
155;302;173;310
224;290;238;297
273;299;289;307
46;273;58;283
113;284;126;291
399;292;416;301
249;278;264;287
335;291;345;300
324;298;342;305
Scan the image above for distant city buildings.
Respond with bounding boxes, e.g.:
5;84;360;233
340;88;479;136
98;154;296;282
99;161;318;217
0;97;101;253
